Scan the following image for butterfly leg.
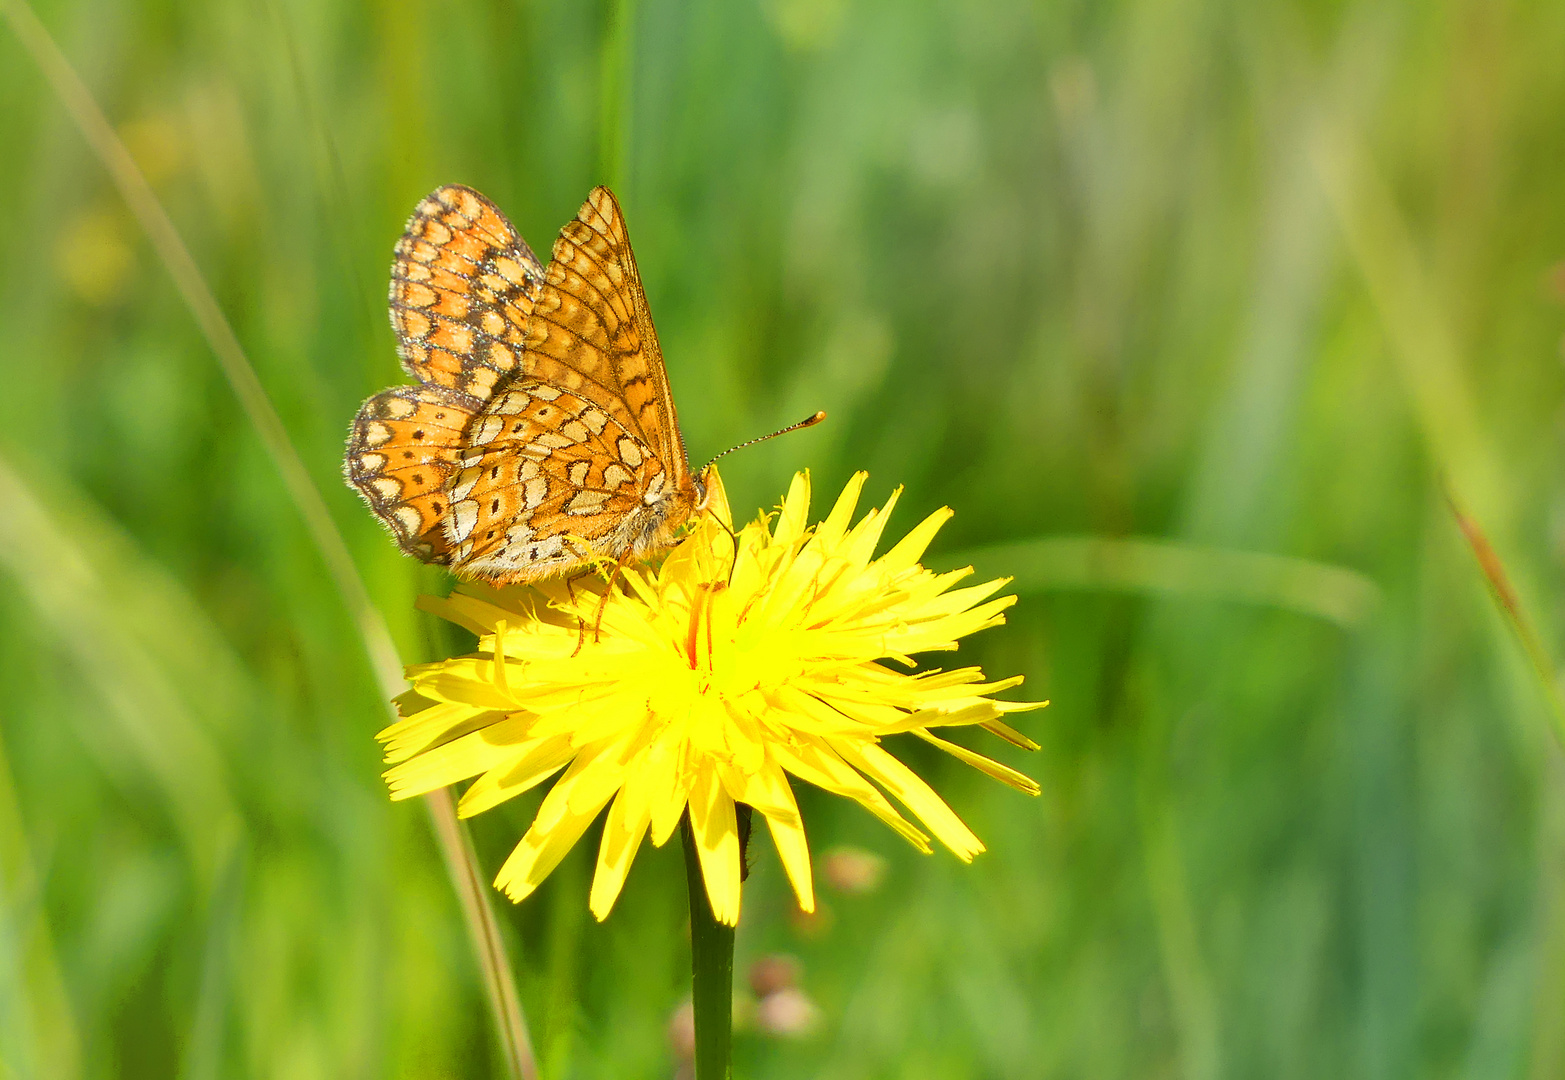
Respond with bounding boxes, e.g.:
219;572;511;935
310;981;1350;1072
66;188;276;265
571;552;635;657
555;536;602;656
562;568;595;607
592;553;636;642
701;503;742;586
562;569;596;656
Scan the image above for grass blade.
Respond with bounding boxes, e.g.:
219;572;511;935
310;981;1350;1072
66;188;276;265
1443;484;1565;748
944;535;1381;628
0;3;537;1075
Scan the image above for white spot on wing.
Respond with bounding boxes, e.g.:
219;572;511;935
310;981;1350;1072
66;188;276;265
449;467;481;502
567;490;608;515
470;416;504;445
449;499;480;541
393;506;422;535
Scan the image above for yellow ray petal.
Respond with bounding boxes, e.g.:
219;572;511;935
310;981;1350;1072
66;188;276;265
688;767;742;926
456;733;577;817
876;701;1002;734
812;471;867;549
773;472;813;546
731;760;814;913
590;786;652;920
704;468;734;531
769;737;932;853
841;486;902;565
877;506;954;574
411;663;526;709
494;746;622;902
378;701;503;763
831;739;984;861
415;592;505;635
980;718;1043;751
646;736;691;847
912;729;1041;796
383;714;540;800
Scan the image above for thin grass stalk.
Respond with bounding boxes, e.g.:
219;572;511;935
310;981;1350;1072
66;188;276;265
1314;123;1565;749
0;727;81;1080
428;787;534;1080
0;4;537;1075
1443;484;1565;748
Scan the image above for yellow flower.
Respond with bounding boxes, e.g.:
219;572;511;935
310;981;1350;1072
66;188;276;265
379;471;1044;926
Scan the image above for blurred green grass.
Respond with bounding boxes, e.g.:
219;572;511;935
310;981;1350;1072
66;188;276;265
3;0;1565;1077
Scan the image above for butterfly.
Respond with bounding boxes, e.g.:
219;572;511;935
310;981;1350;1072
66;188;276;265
345;184;728;583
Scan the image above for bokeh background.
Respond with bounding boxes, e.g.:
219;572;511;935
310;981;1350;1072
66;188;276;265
4;0;1565;1076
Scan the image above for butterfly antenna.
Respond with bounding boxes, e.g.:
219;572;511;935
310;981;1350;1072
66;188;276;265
700;411;826;474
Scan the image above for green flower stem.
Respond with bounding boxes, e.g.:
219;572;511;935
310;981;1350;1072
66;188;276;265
681;807;751;1080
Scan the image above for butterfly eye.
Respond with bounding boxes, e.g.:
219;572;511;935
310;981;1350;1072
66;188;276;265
693;473;713;511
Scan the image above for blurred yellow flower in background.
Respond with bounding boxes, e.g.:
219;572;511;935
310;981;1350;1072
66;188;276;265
380;471;1043;926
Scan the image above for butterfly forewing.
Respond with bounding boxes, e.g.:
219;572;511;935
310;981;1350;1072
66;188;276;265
390;185;545;403
522;187;688;478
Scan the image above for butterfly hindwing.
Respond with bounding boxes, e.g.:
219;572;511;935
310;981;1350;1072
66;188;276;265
390;185;546;403
346;385;479;562
441;382;665;580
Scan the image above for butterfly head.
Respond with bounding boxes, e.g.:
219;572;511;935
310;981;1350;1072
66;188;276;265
693;467;717;512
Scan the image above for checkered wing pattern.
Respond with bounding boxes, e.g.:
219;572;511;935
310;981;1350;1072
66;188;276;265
518;187;689;470
389;185;545;402
348;185;700;583
344;386;478;563
445;187;698;580
348;186;546;561
439;384;668;578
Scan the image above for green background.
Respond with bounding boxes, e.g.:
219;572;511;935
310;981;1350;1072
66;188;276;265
4;0;1565;1076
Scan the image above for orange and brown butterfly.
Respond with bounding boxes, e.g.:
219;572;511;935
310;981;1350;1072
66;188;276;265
347;184;784;583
